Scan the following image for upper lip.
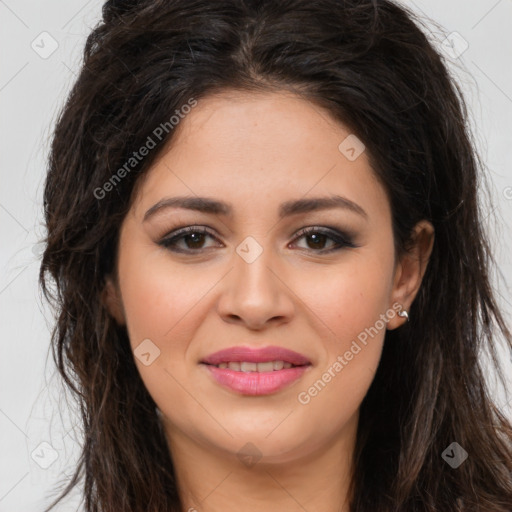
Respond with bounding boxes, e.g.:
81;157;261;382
201;346;311;366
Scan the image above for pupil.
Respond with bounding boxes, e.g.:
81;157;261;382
308;233;326;249
186;233;204;248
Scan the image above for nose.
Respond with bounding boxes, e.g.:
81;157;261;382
216;245;295;330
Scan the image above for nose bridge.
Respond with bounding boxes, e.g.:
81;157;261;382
217;234;294;327
233;234;281;300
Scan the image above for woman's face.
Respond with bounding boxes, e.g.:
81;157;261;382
106;90;431;465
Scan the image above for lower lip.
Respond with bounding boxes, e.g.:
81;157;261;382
202;364;310;395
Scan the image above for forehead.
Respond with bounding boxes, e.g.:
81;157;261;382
129;90;388;222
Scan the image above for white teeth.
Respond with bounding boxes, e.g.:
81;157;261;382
240;362;257;372
273;360;284;370
214;360;297;372
257;361;274;372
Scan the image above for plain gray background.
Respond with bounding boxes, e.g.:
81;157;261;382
1;1;511;510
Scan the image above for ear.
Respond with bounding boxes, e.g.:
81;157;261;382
387;220;434;330
101;275;126;326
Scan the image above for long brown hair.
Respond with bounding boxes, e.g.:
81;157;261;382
39;0;512;510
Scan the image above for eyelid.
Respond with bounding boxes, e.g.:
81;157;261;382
160;225;223;245
158;223;359;253
157;226;223;255
291;225;358;247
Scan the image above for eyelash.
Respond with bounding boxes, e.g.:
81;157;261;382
158;225;358;254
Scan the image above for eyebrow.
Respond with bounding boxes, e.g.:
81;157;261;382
143;194;368;222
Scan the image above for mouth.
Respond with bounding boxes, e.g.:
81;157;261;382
200;346;312;395
205;360;304;372
201;345;311;367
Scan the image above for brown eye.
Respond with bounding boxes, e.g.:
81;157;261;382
159;225;358;255
291;227;358;253
159;226;221;253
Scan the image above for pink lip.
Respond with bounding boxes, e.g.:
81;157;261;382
201;345;310;366
200;345;311;396
203;365;310;395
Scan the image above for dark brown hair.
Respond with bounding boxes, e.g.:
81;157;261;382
39;0;512;510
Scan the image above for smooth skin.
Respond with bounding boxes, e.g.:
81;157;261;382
103;90;434;512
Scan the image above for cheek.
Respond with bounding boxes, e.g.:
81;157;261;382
119;247;210;350
117;249;215;416
300;249;395;345
292;250;394;430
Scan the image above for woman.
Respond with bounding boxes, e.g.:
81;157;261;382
40;0;512;510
